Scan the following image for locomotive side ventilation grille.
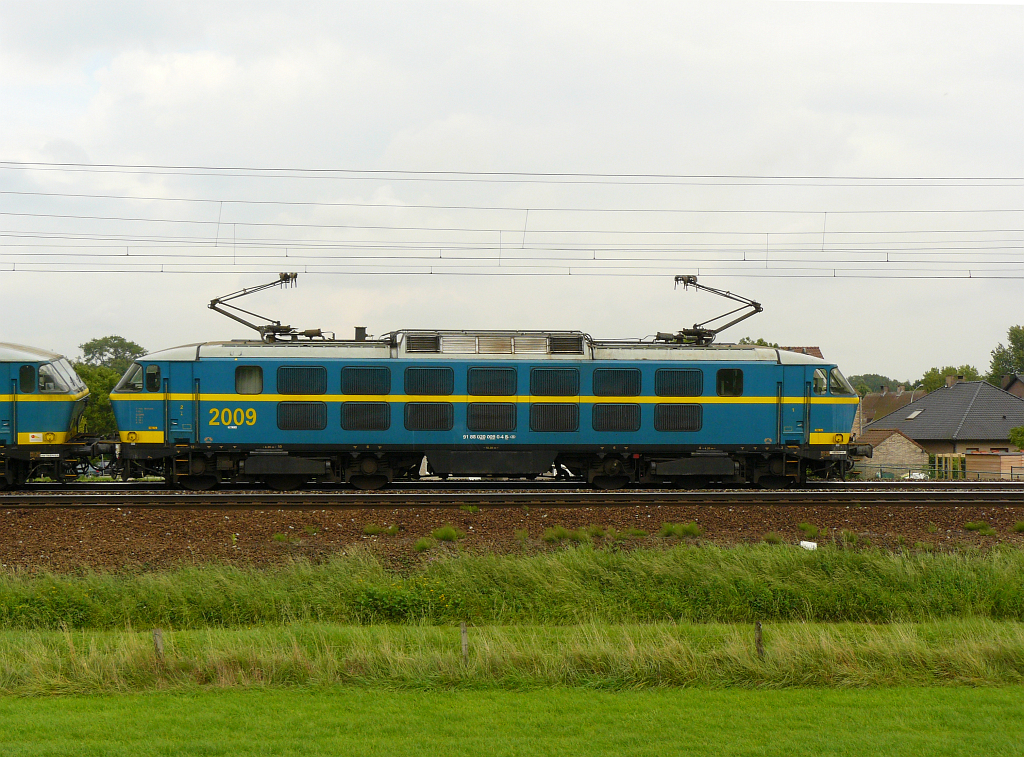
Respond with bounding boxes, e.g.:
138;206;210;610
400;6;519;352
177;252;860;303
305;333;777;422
468;367;517;396
549;335;584;354
405;403;454;431
530;368;580;396
593;368;641;396
530;403;580;432
592;404;641;432
277;366;327;395
342;366;390;395
404;367;454;395
654;404;703;432
467;403;517;432
341;402;390;431
655;369;703;397
277;402;328;430
406;334;441;352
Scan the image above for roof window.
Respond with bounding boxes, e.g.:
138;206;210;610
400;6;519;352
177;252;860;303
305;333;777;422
906;410;923;419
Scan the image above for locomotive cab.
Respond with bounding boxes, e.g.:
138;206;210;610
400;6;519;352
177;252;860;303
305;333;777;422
1;344;90;488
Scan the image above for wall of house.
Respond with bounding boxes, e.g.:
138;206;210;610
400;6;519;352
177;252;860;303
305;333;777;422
873;435;930;470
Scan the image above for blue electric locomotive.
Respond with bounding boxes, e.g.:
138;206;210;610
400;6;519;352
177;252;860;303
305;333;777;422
109;329;861;490
0;343;90;488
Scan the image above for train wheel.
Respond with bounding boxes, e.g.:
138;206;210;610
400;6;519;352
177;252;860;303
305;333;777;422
265;475;307;492
350;474;389;490
180;475;218;491
591;475;630;490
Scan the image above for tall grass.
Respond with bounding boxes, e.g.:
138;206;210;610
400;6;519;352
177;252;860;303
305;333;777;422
2;620;1024;694
2;544;1024;629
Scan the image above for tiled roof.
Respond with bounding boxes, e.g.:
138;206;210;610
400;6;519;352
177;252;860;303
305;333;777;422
860;389;927;425
856;428;925;450
781;346;824;360
864;381;1024;441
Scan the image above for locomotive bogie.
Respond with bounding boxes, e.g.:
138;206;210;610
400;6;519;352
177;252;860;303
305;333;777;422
108;332;860;489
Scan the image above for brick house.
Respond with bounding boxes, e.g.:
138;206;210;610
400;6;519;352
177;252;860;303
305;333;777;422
863;378;1024;454
855;428;929;472
1002;374;1024;399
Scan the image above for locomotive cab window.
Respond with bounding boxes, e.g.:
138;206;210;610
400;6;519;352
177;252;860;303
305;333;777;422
145;365;161;392
830;368;856;395
114;363;144;392
235;366;263;394
716;368;743;397
18;365;35;393
812;368;828;395
38;364;69;393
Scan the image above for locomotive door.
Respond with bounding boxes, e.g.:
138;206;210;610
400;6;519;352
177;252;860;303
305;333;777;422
1;378;13;447
130;362;167;444
781;365;809;445
166;362;195;443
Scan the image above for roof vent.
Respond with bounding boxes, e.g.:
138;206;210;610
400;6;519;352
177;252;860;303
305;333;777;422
549;335;584;354
406;334;440;353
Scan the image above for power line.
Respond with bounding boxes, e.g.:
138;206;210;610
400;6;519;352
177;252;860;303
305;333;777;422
3;190;1021;218
2;161;1023;186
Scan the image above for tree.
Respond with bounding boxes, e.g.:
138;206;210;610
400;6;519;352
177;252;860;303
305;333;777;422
847;374;904;393
738;337;780;347
988;325;1024;384
1010;426;1024;451
79;335;145;374
72;363;122;437
919;364;982;393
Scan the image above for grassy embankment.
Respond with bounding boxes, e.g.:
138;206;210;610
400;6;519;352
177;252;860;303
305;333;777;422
2;620;1024;694
3;687;1024;757
3;544;1024;693
3;543;1024;628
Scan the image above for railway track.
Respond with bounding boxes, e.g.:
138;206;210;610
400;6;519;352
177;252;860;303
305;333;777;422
3;485;1024;509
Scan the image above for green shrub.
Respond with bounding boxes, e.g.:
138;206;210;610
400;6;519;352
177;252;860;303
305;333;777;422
965;522;996;536
762;532;784;545
659;522;702;538
459;505;480;514
797;523;819;539
431;525;465;542
271;533;289;543
1014;522;1024;534
414;538;435;552
362;524;383;536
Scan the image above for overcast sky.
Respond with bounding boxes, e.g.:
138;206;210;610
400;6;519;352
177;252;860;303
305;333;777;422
1;1;1022;382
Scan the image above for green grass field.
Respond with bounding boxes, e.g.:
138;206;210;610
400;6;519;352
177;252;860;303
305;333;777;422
2;620;1024;694
2;687;1023;756
4;543;1024;629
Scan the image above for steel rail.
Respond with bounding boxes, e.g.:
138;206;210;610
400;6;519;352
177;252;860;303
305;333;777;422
3;489;1024;510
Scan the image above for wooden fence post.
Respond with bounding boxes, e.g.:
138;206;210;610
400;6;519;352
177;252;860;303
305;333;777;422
754;621;764;660
153;628;164;660
461;621;469;666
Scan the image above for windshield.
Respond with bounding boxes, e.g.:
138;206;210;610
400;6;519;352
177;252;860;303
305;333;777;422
38;363;70;393
114;363;144;392
830;368;856;396
53;359;86;393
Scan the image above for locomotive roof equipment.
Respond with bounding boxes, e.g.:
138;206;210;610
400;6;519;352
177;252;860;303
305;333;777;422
208;272;336;343
656;275;763;346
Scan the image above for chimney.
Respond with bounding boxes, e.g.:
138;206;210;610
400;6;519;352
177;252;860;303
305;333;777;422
1002;375;1015;390
897;385;904;396
881;385;888;396
354;326;367;342
945;374;964;388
